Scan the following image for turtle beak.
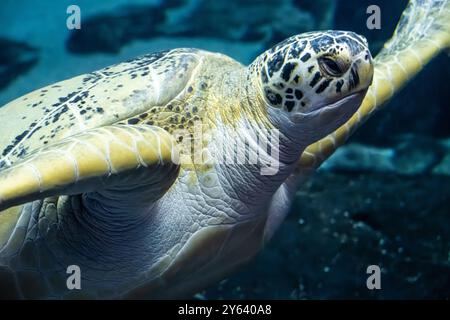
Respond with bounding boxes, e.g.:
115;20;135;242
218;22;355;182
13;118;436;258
291;88;368;143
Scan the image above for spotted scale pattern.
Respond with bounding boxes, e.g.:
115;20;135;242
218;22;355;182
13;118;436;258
250;30;370;113
0;49;202;171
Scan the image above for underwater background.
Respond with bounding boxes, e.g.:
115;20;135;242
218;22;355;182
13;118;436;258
0;0;449;299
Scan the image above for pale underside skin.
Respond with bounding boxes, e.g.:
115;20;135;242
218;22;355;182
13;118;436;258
0;0;448;299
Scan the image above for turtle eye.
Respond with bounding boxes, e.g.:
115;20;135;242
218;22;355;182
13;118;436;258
319;56;346;77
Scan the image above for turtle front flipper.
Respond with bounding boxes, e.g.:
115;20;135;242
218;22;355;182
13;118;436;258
0;125;180;214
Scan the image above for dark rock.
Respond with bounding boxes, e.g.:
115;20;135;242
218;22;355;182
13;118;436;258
202;172;450;299
433;139;450;176
66;0;335;57
391;135;444;175
323;135;445;175
322;143;396;173
434;154;450;176
171;0;334;48
66;5;168;54
0;38;38;90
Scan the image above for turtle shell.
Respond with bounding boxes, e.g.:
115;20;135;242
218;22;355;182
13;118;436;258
0;49;202;170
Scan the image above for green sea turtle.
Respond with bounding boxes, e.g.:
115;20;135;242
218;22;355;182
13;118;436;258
0;0;448;299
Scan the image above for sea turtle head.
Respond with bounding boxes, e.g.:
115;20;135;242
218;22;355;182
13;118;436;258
251;30;373;144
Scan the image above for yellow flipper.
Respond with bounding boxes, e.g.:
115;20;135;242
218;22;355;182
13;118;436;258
0;125;180;212
298;0;450;171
